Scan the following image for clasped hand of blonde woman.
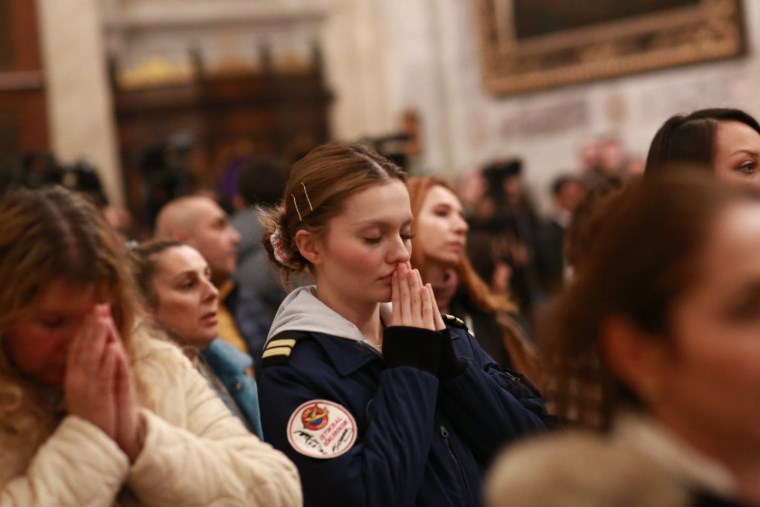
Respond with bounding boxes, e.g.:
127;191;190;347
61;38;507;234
389;262;446;331
65;304;145;463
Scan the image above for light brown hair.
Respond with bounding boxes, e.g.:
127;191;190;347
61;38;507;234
0;186;140;449
541;170;760;428
129;238;185;310
0;186;137;343
260;141;406;282
564;175;626;272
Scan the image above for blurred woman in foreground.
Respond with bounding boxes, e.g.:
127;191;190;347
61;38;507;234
487;172;760;506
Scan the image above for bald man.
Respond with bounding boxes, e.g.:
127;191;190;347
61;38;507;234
156;196;240;284
155;195;269;359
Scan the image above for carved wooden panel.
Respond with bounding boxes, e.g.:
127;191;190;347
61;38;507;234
113;71;332;225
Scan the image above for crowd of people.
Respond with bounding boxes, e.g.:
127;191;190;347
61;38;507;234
0;106;758;506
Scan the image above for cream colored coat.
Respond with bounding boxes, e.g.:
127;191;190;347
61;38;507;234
484;416;740;507
0;330;302;507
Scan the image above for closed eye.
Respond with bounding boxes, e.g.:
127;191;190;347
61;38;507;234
39;317;65;329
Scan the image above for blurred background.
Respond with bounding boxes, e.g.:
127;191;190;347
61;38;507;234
1;0;758;229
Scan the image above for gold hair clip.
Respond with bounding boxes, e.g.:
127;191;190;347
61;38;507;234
301;181;313;212
291;193;303;221
291;182;314;222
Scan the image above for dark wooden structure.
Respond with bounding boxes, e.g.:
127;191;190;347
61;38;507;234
111;55;333;227
0;0;49;177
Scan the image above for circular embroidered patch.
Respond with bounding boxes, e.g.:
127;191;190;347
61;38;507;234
287;399;357;459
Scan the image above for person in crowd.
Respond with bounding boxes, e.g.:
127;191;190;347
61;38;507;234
487;171;760;506
563;175;625;283
645;107;760;186
479;159;545;317
154;194;268;359
466;231;513;303
0;186;300;506
536;174;586;293
540;175;628;427
407;175;542;383
578;135;630;188
129;239;263;438
103;205;136;243
457;168;489;221
256;141;549;507
230;155;292;346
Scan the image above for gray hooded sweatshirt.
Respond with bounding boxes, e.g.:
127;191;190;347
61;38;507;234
267;285;392;353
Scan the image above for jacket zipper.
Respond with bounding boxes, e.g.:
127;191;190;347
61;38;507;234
439;423;474;505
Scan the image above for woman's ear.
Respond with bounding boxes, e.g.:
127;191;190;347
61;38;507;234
599;315;670;405
294;230;321;266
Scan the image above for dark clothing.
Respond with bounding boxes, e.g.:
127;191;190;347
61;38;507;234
230;207;289;331
536;218;565;293
480;198;546;316
447;288;529;371
223;282;270;361
258;324;548;507
693;492;752;507
449;287;527;369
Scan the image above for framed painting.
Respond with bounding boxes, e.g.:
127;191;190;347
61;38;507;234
476;0;747;95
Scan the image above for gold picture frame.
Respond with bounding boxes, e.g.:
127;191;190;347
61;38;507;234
476;0;747;95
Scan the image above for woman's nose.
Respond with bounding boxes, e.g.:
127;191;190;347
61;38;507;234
204;280;219;301
388;236;411;264
453;214;469;233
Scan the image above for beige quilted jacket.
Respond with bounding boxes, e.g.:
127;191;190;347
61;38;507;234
0;329;302;507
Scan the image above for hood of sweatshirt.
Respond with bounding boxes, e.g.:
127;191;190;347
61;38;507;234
267;285;391;349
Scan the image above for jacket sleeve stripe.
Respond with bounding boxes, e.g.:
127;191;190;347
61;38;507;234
262;346;294;359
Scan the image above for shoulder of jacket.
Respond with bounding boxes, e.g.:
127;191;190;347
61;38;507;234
442;313;468;330
260;331;312;368
129;324;186;363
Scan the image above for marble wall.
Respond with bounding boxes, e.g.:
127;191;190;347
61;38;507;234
37;0;122;205
323;0;760;210
37;0;760;210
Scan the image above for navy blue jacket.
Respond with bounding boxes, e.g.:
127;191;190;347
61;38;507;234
257;324;548;507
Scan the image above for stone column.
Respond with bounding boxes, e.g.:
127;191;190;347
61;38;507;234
36;0;122;206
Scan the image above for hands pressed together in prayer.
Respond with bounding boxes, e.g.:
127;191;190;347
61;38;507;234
65;304;144;463
389;262;445;332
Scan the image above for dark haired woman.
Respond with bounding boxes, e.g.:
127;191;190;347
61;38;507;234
645;107;760;186
257;141;549;507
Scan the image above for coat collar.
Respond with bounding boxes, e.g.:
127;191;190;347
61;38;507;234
201;338;253;375
310;331;382;377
